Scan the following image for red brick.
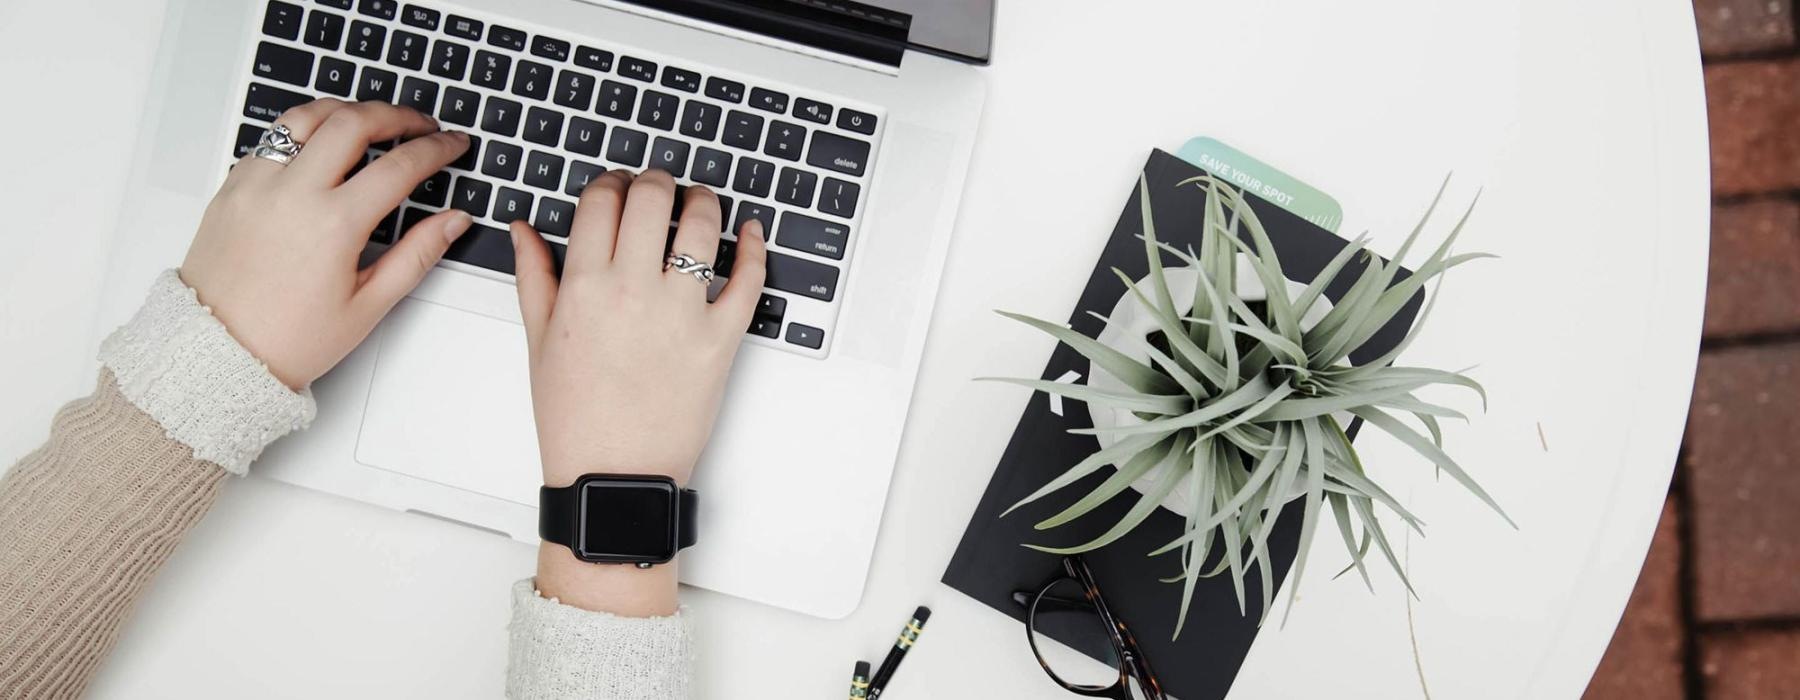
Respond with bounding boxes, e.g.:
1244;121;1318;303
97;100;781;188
1583;496;1686;700
1700;628;1800;698
1705;199;1800;338
1707;59;1800;196
1687;343;1800;621
1695;0;1797;56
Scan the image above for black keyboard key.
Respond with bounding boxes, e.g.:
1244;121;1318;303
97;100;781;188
493;186;533;224
522;107;563;147
691;147;731;188
523;150;564;190
755;293;785;319
482;141;523;180
480;96;522;136
358;0;397;20
445;14;482;40
444;222;515;274
721;110;762;150
234;123;263;158
263;1;303;40
451;176;492;217
564;160;605;196
553;70;595;110
748;317;779;338
818;177;859;218
776;211;847;259
315;56;355;96
837;108;877;135
638;90;679;131
618;55;656;82
806;131;870;177
398;76;438;113
647;137;689;176
253;42;313;87
705;77;744;103
763;120;805;161
372;208;400;244
535;197;575;237
765;251;839;301
472;50;510;90
451;134;480;170
748;87;787;114
793;97;832;125
303;10;345;50
564;116;605;157
531;35;571;62
387;30;427;70
318;0;352;10
357;67;398;102
401;3;439;29
243;82;310;122
346;20;385;60
511;60;552;100
731;157;774;198
716;194;734;231
438;86;480;127
775;167;817;208
488;24;526;51
574;46;614;72
786;323;824;349
661;66;700;93
429;39;470;80
410;170;452;206
679;101;721;141
596;80;635;120
714;238;737;276
732;201;775;238
606;126;648;167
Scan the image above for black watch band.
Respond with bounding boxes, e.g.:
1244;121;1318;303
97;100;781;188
539;475;697;564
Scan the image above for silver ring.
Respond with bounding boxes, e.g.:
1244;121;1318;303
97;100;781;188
252;123;303;166
664;253;715;285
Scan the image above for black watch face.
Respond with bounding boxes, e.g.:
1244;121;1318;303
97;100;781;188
577;477;679;562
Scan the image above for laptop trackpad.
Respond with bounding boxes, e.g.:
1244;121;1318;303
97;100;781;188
355;299;541;507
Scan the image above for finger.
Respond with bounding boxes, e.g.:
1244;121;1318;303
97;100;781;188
353;209;475;320
612;169;679;275
667;185;723;293
509;220;560;352
290;102;439;186
565;170;631;276
234;98;349;178
339;130;470;222
712;218;768;329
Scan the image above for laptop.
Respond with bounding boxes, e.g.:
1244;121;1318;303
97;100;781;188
97;0;989;618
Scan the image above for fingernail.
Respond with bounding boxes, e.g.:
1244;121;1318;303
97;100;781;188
447;211;473;239
509;225;519;247
746;220;765;241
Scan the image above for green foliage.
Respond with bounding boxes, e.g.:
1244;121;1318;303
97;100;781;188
985;173;1505;636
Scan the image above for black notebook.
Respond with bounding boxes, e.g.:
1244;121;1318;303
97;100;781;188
942;149;1422;699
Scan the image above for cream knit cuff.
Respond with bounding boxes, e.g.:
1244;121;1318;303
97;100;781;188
507;578;694;699
98;269;316;475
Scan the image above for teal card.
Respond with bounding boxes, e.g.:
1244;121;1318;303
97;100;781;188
1175;137;1343;232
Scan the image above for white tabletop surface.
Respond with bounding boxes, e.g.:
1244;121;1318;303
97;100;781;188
0;0;1708;698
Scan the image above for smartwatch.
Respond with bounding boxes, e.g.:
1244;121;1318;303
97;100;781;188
539;474;697;567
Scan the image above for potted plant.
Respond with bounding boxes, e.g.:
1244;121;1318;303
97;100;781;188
988;173;1509;634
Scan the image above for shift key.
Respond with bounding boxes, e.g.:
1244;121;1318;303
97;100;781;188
764;251;839;301
775;212;849;260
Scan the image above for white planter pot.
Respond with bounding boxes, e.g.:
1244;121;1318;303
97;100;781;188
1087;259;1329;518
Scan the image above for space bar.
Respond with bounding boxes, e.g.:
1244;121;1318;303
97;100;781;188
443;223;515;275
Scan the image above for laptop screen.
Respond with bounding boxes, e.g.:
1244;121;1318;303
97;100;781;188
619;0;995;65
857;0;995;63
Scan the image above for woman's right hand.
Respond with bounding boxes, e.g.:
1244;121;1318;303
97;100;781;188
509;168;766;616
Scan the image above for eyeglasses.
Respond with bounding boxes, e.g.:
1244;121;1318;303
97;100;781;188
1011;556;1167;700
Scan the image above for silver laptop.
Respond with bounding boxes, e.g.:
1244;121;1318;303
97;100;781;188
98;0;989;618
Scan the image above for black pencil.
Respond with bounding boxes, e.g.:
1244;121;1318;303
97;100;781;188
849;660;872;699
866;606;931;699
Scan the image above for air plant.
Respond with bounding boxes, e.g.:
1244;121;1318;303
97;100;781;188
987;173;1509;636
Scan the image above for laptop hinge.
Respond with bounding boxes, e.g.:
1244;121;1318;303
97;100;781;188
609;0;912;69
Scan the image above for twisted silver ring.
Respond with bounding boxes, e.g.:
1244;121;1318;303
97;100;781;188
664;253;715;285
252;124;303;166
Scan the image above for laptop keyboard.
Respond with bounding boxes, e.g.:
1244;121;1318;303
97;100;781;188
235;0;886;357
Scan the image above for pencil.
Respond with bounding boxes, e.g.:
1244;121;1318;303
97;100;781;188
849;660;872;699
866;606;931;699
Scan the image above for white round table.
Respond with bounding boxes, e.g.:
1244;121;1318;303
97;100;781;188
0;0;1707;697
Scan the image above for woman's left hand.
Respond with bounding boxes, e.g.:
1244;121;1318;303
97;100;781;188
180;99;473;389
